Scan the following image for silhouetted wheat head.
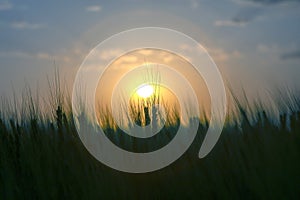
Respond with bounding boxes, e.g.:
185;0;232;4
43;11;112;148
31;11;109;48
0;71;300;199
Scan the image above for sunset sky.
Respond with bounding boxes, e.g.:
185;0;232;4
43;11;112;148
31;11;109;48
1;0;300;100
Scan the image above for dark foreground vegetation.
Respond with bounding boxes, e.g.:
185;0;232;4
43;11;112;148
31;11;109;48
0;77;300;199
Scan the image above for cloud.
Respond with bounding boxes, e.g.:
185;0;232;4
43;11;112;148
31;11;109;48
0;1;12;11
115;55;138;64
190;0;199;9
163;55;174;63
179;44;241;62
232;7;262;23
179;44;202;52
256;44;300;60
214;20;246;27
208;49;230;61
36;53;52;60
11;21;45;30
225;0;300;27
86;5;102;12
138;49;153;56
0;50;77;64
281;50;300;60
244;0;300;5
208;48;241;62
0;51;52;60
99;49;124;61
256;44;279;53
215;7;262;27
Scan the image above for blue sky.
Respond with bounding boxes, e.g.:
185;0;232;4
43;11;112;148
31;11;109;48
0;0;300;98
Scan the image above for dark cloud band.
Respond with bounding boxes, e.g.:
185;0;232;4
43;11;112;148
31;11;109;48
246;0;300;5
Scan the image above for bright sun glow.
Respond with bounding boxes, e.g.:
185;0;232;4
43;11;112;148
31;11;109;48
136;84;154;98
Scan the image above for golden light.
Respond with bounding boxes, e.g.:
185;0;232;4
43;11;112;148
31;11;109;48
136;84;154;98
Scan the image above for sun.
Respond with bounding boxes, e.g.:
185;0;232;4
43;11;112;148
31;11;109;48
136;84;154;98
